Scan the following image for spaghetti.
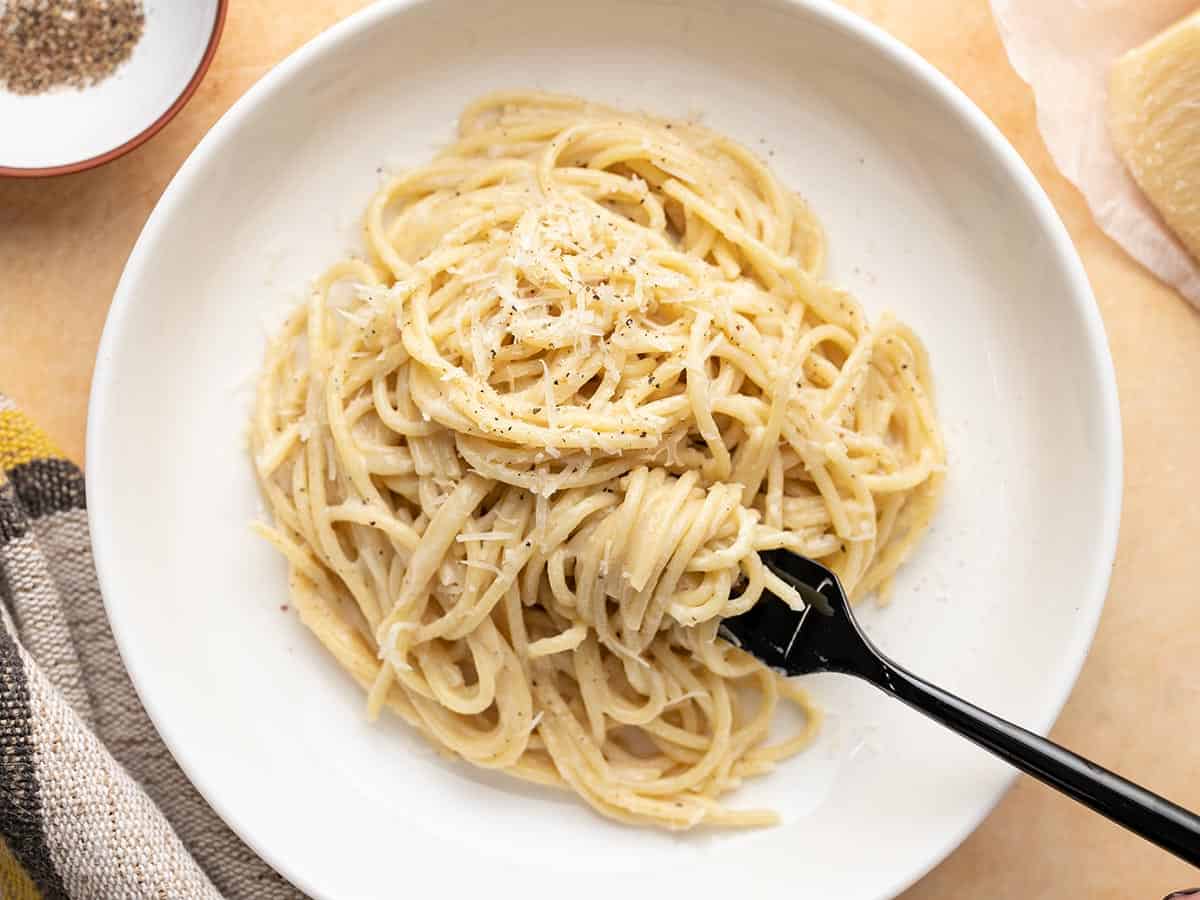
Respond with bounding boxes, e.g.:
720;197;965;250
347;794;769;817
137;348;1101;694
251;91;944;829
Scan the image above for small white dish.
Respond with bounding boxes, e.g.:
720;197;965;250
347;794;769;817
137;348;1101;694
87;1;1122;898
0;0;226;176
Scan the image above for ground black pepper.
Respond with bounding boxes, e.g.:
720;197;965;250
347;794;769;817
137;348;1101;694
0;0;145;96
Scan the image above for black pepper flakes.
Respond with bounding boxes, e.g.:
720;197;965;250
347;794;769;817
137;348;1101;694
0;0;146;95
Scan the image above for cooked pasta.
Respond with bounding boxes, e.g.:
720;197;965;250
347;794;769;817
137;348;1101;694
250;91;944;829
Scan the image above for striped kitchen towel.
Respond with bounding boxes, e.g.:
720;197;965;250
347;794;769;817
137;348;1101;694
0;395;303;900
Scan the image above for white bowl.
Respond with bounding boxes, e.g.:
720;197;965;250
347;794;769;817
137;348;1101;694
87;1;1122;897
0;1;225;176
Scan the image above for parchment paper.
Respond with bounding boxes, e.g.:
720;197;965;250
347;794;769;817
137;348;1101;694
990;0;1200;306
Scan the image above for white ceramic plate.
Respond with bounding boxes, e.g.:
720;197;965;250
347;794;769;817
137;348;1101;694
88;1;1122;897
0;0;225;175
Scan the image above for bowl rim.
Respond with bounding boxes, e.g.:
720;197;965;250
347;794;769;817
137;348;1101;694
86;1;1124;897
0;0;229;179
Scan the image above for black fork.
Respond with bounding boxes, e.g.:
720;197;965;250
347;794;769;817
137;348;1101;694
719;550;1200;867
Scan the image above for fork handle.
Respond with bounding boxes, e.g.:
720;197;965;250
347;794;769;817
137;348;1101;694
856;655;1200;867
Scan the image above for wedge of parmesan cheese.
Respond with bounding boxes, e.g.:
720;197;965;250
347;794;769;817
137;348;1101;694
1108;9;1200;262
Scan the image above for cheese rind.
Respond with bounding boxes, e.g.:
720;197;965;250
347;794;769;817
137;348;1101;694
1108;9;1200;262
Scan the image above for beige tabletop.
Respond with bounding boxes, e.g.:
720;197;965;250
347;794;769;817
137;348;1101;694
2;1;1198;896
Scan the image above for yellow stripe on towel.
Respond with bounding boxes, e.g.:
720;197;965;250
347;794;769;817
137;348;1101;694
0;410;62;472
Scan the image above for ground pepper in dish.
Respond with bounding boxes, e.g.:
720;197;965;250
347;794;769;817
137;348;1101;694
0;0;145;95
